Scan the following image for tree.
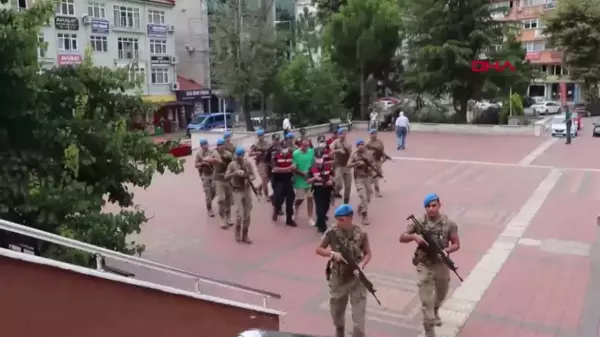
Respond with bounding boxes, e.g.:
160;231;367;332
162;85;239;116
311;0;345;23
323;0;403;119
544;0;600;99
403;0;507;121
0;4;183;265
210;0;284;131
273;55;344;125
296;7;321;67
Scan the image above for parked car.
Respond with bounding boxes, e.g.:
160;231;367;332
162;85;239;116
532;101;561;115
593;121;600;137
572;103;590;117
522;96;536;108
551;114;578;137
187;113;234;134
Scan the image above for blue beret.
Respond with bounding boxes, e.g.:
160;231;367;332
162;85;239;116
356;139;364;145
369;129;377;134
337;127;347;135
216;138;225;146
334;204;354;217
285;132;295;139
223;131;232;138
199;139;208;145
256;128;265;136
234;147;245;156
423;193;440;207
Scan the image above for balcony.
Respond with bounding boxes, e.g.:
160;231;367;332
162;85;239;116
505;5;546;20
526;50;562;64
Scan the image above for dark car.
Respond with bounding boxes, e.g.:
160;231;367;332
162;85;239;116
573;103;590;117
522;96;536;108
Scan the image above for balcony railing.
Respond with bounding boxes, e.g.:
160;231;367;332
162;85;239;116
0;218;282;308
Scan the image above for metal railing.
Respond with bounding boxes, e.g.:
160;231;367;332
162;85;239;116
0;219;281;308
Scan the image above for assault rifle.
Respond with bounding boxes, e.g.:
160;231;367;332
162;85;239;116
326;231;382;305
360;157;385;181
406;215;464;282
366;145;393;162
240;165;261;200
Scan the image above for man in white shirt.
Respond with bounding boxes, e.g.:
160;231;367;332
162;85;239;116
369;110;378;130
395;111;410;150
282;115;292;138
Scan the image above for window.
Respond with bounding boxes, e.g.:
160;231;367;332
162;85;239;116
151;67;170;84
17;0;27;12
88;2;106;18
57;33;78;51
523;41;545;52
114;5;140;28
523;19;538;29
149;39;167;54
551;65;563;75
56;0;75;15
147;10;165;24
130;67;146;83
117;37;139;59
38;33;47;58
90;36;108;52
521;0;544;7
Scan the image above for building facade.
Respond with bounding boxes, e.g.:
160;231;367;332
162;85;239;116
492;0;582;102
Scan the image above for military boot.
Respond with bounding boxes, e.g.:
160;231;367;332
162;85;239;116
334;327;345;337
343;197;349;204
241;228;252;244
375;189;382;198
234;225;242;242
434;307;442;326
423;323;436;337
207;206;215;217
361;212;370;225
226;211;234;227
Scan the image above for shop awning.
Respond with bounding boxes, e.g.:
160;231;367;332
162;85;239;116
142;94;177;104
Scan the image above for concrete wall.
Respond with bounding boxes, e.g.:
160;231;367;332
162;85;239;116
173;0;210;87
0;250;281;337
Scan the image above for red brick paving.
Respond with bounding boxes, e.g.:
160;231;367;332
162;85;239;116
121;130;599;337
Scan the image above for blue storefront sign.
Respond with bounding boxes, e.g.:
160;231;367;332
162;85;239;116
91;19;109;34
147;24;168;38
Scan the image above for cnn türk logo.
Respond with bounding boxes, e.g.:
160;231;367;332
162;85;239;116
471;60;516;72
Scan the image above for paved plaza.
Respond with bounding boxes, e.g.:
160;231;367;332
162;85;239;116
125;124;600;337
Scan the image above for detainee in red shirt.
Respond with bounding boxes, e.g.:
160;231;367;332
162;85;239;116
317;135;333;165
308;148;335;233
325;131;337;150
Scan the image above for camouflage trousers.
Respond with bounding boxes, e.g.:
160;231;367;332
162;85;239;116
257;163;270;197
355;176;373;224
201;176;216;209
373;160;383;193
214;180;233;224
329;276;367;337
334;166;352;202
417;262;450;336
232;188;253;231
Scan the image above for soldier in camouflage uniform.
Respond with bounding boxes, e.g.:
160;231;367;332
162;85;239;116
316;204;372;337
225;147;256;243
249;128;271;199
399;193;461;337
223;130;236;153
331;128;353;203
194;139;215;217
347;139;374;225
209;138;234;229
365;129;386;197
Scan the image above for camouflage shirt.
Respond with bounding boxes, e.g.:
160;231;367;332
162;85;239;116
348;150;375;178
195;147;214;177
320;225;369;281
332;138;352;166
210;148;233;181
405;214;458;265
366;138;385;161
251;139;270;164
225;159;256;190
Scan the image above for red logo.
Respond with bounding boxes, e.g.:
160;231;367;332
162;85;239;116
471;60;516;73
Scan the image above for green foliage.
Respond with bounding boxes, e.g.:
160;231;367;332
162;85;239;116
544;0;600;99
273;55;344;125
484;33;534;99
403;0;507;121
311;0;345;22
323;0;403;118
0;4;183;264
209;0;285;130
296;7;320;67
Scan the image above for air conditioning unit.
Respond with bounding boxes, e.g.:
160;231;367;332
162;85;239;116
544;2;556;9
82;14;91;25
170;83;180;91
170;55;178;64
168;24;175;33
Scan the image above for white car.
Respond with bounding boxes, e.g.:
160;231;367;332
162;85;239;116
532;101;561;115
551;114;578;137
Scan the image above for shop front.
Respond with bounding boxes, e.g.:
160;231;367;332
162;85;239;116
527;77;582;103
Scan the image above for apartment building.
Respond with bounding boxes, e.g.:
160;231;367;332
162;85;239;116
9;0;179;101
492;0;582;102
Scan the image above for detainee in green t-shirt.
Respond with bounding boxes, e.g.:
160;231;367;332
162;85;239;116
293;138;315;226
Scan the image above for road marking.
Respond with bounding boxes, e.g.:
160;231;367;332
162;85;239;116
390;155;600;173
518;138;557;165
428;169;563;337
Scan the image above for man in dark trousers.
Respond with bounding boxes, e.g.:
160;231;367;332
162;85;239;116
308;148;335;233
564;105;572;145
271;133;297;227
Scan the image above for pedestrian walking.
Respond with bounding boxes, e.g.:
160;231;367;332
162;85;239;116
209;138;234;228
348;139;374;225
316;204;372;337
564;105;572;145
366;129;386;197
225;147;256;243
271;134;297;227
332;128;352;203
395;111;410;150
194;138;215;217
249;128;271;198
399;193;461;337
293;138;315;226
308;148;335;233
